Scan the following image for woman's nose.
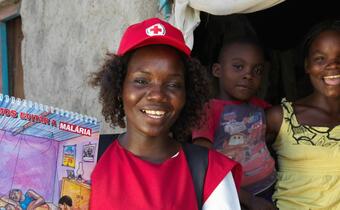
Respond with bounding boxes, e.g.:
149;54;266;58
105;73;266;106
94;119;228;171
146;85;167;102
326;58;340;69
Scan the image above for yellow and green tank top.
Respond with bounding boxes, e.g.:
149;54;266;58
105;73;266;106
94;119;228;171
272;99;340;210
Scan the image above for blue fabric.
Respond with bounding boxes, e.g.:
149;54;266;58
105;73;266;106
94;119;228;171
159;0;171;20
20;192;33;210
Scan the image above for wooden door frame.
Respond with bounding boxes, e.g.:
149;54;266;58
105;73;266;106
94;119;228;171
0;1;20;96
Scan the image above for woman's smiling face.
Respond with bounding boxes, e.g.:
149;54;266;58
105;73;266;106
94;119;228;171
305;30;340;98
122;45;186;137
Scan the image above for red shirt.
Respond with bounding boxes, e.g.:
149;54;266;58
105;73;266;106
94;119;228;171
192;97;271;141
192;98;275;194
90;141;242;210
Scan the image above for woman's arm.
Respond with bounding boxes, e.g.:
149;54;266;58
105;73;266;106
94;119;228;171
26;190;45;210
1;197;20;208
265;105;283;145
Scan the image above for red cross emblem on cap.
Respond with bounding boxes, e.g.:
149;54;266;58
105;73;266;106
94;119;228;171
146;23;166;36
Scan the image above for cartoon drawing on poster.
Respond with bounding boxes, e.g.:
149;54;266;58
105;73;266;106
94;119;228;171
62;145;76;168
82;143;96;162
66;169;75;179
0;94;100;209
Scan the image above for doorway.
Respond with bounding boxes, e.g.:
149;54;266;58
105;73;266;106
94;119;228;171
191;0;340;105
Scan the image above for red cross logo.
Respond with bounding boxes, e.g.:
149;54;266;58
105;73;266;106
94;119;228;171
146;23;166;36
150;25;162;34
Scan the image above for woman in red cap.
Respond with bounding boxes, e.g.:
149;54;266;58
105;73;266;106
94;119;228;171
89;17;242;210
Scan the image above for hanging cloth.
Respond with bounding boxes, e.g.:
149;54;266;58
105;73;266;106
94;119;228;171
169;0;285;49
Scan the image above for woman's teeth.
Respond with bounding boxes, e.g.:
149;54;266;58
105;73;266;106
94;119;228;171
323;74;340;86
142;110;166;118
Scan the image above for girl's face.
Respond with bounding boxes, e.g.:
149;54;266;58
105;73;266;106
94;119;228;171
122;45;186;137
305;30;340;98
213;42;265;101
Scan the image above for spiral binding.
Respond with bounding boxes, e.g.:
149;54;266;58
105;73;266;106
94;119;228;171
0;93;98;125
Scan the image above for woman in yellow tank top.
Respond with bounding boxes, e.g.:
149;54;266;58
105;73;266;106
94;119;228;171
266;20;340;210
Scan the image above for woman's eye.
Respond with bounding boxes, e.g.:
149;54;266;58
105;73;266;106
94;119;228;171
232;64;243;70
134;79;148;85
314;56;325;63
167;82;183;89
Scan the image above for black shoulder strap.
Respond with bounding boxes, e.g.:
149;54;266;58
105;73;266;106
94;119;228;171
97;134;119;160
182;143;209;210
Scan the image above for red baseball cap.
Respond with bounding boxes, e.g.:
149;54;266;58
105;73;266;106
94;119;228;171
117;18;191;56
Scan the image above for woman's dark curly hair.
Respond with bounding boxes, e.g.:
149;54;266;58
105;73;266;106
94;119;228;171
90;47;211;142
300;19;340;63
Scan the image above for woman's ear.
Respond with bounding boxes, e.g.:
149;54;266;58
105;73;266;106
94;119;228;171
212;63;222;78
304;59;310;74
